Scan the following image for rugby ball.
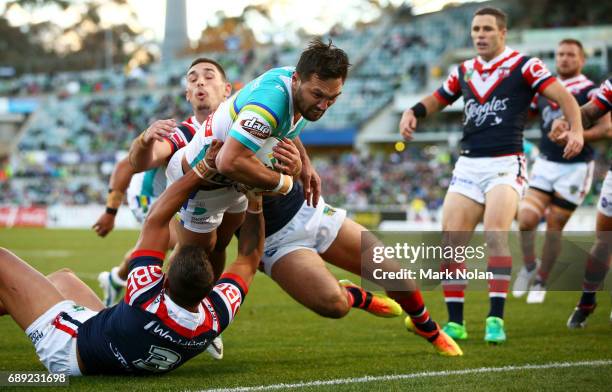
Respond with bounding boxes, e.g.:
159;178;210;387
255;137;281;170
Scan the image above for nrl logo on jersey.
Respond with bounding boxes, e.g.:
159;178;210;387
241;117;271;139
498;67;511;79
464;96;509;127
464;69;475;82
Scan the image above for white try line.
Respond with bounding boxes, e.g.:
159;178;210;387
199;359;612;392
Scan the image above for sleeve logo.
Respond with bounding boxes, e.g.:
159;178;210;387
216;283;242;316
528;60;548;79
240;117;272;139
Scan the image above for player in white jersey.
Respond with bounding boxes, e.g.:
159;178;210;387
399;7;583;344
92;58;234;359
167;40;349;257
551;78;612;328
513;40;611;304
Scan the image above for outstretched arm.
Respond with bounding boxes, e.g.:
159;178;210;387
92;157;135;237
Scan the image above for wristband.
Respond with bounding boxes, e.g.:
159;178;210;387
106;207;118;216
138;131;152;148
410;102;427;119
271;173;293;195
193;157;217;180
106;189;125;210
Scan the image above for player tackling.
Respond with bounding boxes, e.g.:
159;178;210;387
0;141;265;375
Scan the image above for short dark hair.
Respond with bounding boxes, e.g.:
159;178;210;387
165;245;214;308
559;38;585;56
188;57;228;81
474;7;507;30
296;39;350;82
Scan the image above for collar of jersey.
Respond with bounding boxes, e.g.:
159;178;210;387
163;292;205;331
475;46;515;72
559;74;587;87
189;116;202;131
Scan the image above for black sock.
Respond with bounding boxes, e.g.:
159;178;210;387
488;297;505;319
446;302;463;324
579;292;596;308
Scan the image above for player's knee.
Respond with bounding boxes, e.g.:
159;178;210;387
47;268;76;281
0;247;11;260
518;208;539;230
313;291;350;319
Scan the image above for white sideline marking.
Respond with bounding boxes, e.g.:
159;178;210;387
200;359;612;392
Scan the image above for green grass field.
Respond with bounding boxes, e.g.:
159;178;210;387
0;228;611;391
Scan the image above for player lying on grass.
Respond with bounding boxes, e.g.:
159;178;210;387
551;78;612;328
239;173;463;356
0;141;265;375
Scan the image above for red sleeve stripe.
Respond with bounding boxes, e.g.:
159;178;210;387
592;97;608;111
131;249;165;260
220;272;249;295
163;137;177;154
536;77;556;94
433;90;450;105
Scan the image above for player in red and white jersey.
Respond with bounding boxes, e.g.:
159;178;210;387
0;140;265;376
399;7;584;344
513;40;611;304
551;77;612;328
92;58;236;359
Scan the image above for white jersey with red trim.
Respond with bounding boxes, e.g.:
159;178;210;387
435;47;556;157
76;250;247;375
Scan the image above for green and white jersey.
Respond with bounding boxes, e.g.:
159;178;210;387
127;168;166;199
183;67;309;167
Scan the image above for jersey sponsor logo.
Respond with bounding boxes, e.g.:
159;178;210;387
144;321;209;349
28;329;44;345
109;342;132;371
215;283;242;316
127;265;163;300
240;117;271;139
464;96;509;127
264;247;278;258
323;205;336;216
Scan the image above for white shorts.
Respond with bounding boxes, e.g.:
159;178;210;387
127;194;157;224
529;157;594;207
25;300;98;376
166;148;247;233
448;155;527;204
260;198;347;276
598;171;612;217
